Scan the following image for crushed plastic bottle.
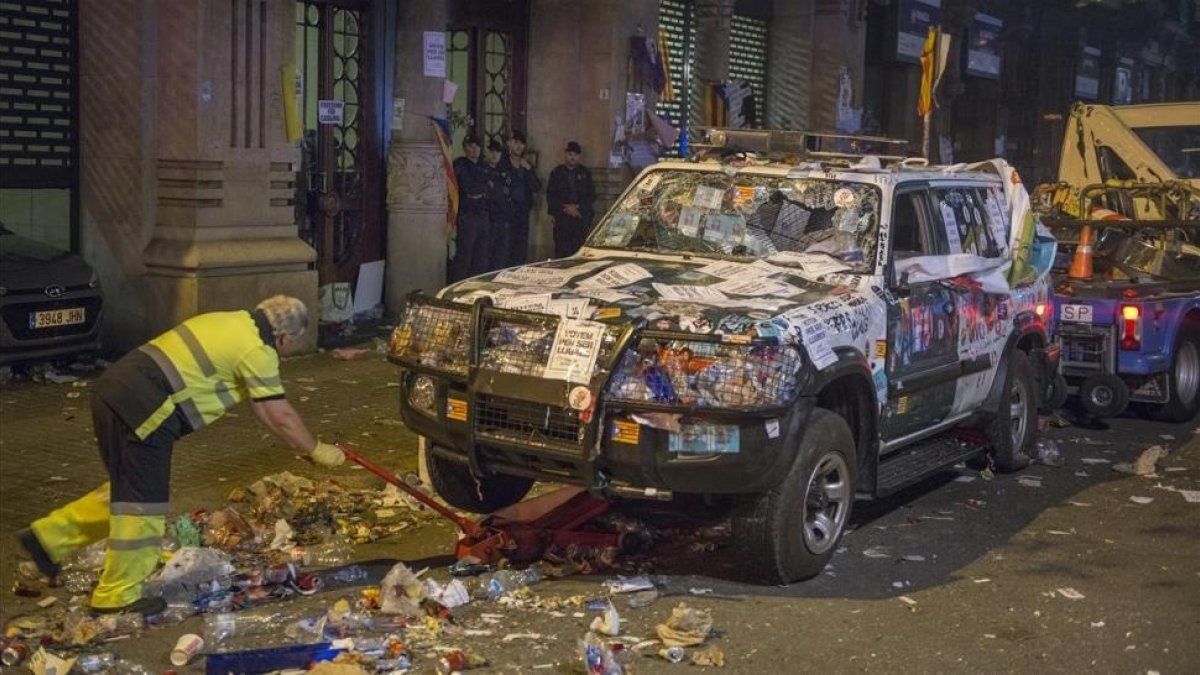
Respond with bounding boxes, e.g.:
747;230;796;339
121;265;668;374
202;612;283;646
327;565;368;584
476;566;545;600
1033;438;1064;467
75;653;117;673
61;568;98;594
307;535;353;567
581;634;623;674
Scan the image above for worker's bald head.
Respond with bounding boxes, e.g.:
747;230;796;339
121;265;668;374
256;295;308;340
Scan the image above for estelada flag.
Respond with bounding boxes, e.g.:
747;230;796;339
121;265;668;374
430;118;459;256
918;26;937;117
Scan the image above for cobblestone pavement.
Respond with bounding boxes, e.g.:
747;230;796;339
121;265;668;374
2;348;1199;673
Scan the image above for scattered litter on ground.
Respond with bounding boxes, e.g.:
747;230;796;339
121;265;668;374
1033;439;1063;466
901;555;926;563
656;603;713;647
690;645;725;667
1129;496;1155;505
898;596;918;606
972;578;991;584
1068;501;1091;507
954;475;977;483
1017;476;1044;488
1091;621;1105;628
1057;587;1086;600
862;546;891;559
1047;529;1075;536
1080;458;1111;465
1114;445;1167;476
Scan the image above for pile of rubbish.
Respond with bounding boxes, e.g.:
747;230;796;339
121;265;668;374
4;470;731;673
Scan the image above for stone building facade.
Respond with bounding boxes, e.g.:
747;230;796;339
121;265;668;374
2;0;1195;353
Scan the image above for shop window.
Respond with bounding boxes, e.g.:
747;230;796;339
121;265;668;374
0;0;78;251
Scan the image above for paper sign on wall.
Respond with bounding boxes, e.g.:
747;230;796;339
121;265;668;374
543;319;607;383
423;31;446;78
940;202;963;254
318;100;344;125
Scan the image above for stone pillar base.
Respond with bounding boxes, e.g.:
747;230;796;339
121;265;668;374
143;236;318;351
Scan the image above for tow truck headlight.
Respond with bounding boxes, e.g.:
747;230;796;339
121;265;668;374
606;338;802;408
408;375;437;415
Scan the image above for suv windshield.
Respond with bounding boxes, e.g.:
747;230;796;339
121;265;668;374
586;169;882;273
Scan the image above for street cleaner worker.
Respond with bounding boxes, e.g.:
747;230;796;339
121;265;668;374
17;295;345;616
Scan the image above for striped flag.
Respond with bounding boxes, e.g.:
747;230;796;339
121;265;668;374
431;117;459;257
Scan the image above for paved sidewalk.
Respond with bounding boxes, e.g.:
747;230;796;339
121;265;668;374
0;348;421;604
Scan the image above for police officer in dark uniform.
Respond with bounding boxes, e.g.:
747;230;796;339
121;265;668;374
546;141;596;258
483;139;514;272
498;131;541;267
451;135;490;281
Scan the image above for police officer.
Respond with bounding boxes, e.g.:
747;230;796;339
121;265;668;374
18;296;343;616
498;131;541;267
546;141;596;258
450;135;490;281
483;139;514;272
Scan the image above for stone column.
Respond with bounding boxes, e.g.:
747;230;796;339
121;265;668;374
386;0;449;314
766;0;815;129
691;0;734;128
139;0;317;347
809;0;867;133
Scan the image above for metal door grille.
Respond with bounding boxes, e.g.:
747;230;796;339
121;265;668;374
0;0;77;188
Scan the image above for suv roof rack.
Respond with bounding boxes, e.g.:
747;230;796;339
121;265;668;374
691;127;912;165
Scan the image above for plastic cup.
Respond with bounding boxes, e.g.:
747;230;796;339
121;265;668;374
170;633;205;666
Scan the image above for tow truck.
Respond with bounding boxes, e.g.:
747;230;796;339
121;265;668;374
1034;102;1200;420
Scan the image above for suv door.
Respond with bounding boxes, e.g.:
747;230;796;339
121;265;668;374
882;185;960;441
932;185;1008;416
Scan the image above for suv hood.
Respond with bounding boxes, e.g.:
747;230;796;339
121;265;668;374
439;253;864;339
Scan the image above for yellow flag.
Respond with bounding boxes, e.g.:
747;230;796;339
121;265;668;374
917;27;936;117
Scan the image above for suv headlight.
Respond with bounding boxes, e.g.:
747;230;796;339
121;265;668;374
605;338;802;408
408;375;437;415
388;302;471;376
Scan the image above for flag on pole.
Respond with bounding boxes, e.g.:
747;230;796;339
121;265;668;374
918;26;938;117
918;26;952;117
431;117;459;257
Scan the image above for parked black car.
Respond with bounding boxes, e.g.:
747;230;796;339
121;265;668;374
0;222;103;365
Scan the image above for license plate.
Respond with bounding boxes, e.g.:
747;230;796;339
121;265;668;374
1060;304;1093;323
29;307;86;329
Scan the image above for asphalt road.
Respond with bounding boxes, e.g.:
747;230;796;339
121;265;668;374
1;350;1198;673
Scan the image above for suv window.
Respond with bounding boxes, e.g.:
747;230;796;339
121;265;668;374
933;187;1003;258
587;170;883;273
890;190;933;260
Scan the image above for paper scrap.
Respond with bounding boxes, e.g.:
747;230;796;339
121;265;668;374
693;185;724;210
796;315;837;370
713;276;793;297
652;283;728;304
678;206;704;236
1057;587;1085;600
547;298;593;319
577;262;652;288
1179;489;1200;503
1129;496;1154;505
543;319;607;383
496;292;553;314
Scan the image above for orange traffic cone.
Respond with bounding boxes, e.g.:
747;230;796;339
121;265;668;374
1069;224;1094;280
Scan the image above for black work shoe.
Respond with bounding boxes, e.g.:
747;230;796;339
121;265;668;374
18;529;60;579
91;596;167;617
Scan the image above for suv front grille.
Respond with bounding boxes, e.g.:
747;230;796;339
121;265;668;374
475;394;584;451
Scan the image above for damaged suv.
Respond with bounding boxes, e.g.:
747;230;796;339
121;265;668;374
389;141;1058;583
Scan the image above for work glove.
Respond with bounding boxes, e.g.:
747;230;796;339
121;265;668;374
310;441;346;468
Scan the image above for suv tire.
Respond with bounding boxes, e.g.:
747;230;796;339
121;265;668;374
424;446;533;513
1040;372;1069;414
1152;323;1200;422
985;350;1036;472
732;408;857;584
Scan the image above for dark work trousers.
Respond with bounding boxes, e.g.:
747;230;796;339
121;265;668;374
486;219;512;272
93;396;175;504
508;208;532;267
450;205;488;281
553;216;591;258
